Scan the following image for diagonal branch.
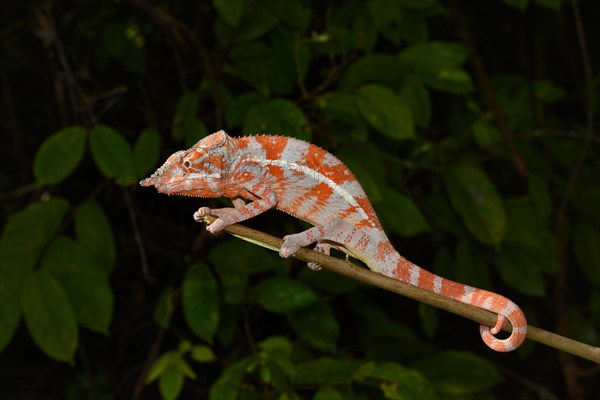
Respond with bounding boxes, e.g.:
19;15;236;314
200;214;600;365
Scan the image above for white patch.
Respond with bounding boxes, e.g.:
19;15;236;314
408;264;421;286
461;286;476;303
433;276;443;294
322;152;340;167
500;302;517;316
249;158;371;222
281;139;309;164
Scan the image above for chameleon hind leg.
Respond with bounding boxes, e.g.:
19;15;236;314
280;219;356;269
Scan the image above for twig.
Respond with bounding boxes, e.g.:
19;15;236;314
122;188;152;284
200;214;600;365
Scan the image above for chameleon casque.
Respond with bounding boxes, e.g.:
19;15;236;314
140;130;527;352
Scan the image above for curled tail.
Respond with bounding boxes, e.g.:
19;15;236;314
388;253;527;352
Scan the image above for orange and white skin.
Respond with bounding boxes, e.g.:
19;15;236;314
141;130;527;352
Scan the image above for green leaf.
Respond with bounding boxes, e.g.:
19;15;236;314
41;236;113;333
313;387;344;400
317;91;362;125
398;42;474;93
340;54;406;88
182;263;219;343
154;287;175;329
573;222;600;287
472;118;502;151
21;269;78;362
415;350;502;395
289;300;339;352
210;358;254;400
293;358;362;386
502;0;529;11
418;303;438;340
159;366;184;400
495;246;546;296
443;165;507;248
33;126;87;186
504;198;556;274
225;92;264;128
535;80;565;103
355;362;435;399
367;0;404;45
213;0;247;26
276;0;311;31
134;128;160;179
534;0;561;9
209;240;278;304
0;267;24;352
355;84;415;139
528;175;552;220
243;98;311;140
255;277;318;314
0;197;69;273
400;78;431;128
191;345;216;363
378;188;429;236
171;92;209;147
454;239;493;289
89;125;137;185
74;201;116;273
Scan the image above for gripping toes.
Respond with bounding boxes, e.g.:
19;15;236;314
280;235;302;258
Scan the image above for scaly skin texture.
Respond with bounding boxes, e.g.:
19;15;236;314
140;130;527;352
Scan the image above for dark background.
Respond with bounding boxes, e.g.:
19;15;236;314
1;0;599;399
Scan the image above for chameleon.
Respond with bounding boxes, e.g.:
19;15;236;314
140;130;527;352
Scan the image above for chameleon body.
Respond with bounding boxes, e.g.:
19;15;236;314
140;130;527;352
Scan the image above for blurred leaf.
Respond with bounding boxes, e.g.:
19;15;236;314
33;126;87;186
159;366;184;400
398;42;474;93
400;78;431;128
313;387;344;400
414;350;502;395
209;240;278;304
225;92;264;128
172;92;209;147
495;246;546;296
41;236;113;334
0;267;24;352
444;165;507;248
0;197;69;273
535;80;565;103
356;84;415;139
210;358;254;400
213;0;247;26
255;277;318;314
243;98;311;140
191;345;216;363
454;239;493;289
22;269;78;362
504;198;556;274
275;0;311;31
355;362;435;399
528;175;552;220
367;0;403;44
340;54;406;88
154;286;175;329
293;358;362;386
472;118;502;151
378;188;429;236
289;300;339;352
502;0;529;11
573;222;600;287
134;128;160;179
418;303;438;339
318;91;362;125
182;263;219;343
534;0;561;10
89;125;137;185
74;201;115;273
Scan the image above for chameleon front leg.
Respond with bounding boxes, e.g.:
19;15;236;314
194;190;277;233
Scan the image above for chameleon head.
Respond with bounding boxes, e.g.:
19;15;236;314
139;130;238;197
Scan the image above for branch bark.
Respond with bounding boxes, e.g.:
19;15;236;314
201;214;600;365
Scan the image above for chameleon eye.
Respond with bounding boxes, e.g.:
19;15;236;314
183;160;191;169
